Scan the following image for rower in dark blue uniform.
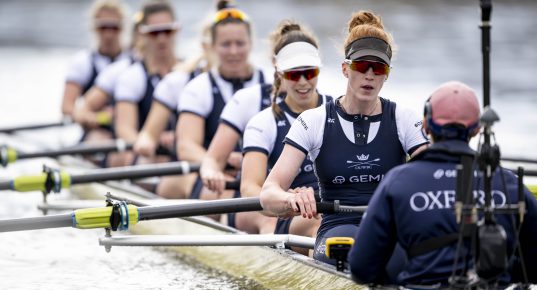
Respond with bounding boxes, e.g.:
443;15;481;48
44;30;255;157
260;10;428;265
348;81;537;287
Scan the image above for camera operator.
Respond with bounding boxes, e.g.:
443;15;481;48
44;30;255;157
348;81;537;287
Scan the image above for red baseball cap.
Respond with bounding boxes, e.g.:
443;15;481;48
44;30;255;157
429;81;480;128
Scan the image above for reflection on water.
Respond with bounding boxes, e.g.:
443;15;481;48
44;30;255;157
0;0;536;288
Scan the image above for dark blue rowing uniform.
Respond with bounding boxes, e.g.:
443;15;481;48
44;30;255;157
248;95;331;234
190;71;266;201
286;97;409;264
349;140;537;286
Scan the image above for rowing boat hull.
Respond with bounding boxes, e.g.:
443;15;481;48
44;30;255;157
69;182;363;289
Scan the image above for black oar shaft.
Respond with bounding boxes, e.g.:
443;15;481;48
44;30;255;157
0;180;12;190
138;197;262;220
17;143;133;159
0;213;72;232
0;121;67;134
502;157;537;164
70;162;200;185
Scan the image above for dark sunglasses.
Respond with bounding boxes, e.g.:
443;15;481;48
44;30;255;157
345;59;390;75
281;68;320;81
95;24;121;32
146;28;175;37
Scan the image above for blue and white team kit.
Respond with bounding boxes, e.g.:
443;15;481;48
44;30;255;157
243;94;332;234
66;49;131;94
284;96;428;264
179;68;266;199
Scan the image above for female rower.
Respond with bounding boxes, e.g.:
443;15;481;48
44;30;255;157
71;11;144;166
175;1;265;199
260;11;428;265
62;0;130;119
133;21;214;198
237;21;329;244
114;0;179;166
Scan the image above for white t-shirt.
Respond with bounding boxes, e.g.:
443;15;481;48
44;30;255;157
114;62;159;103
243;95;332;156
285;99;428;161
94;58;133;96
65;49;130;89
178;68;265;117
153;70;191;112
219;84;272;134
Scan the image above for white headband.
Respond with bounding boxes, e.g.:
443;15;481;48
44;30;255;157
275;42;322;72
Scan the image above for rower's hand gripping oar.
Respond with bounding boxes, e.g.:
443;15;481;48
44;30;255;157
0;197;368;233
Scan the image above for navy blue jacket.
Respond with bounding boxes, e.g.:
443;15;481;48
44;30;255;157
348;140;537;286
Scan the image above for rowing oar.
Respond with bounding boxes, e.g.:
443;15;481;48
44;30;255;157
0;112;113;135
0;197;367;233
0;161;199;193
0;140;175;167
502;156;537;165
0;118;73;134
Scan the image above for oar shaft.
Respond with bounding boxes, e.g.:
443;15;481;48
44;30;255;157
0;213;73;232
17;142;133;159
138;197;262;220
502;157;537;165
0;180;12;190
0;121;68;134
70;162;199;185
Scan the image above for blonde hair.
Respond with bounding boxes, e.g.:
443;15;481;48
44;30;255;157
269;20;319;117
90;0;125;22
180;21;214;75
344;11;395;57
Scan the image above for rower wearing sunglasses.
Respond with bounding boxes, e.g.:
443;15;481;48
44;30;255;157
113;0;179;166
62;0;130;120
133;21;215;198
175;1;265;201
235;20;331;251
260;11;428;266
71;11;144;167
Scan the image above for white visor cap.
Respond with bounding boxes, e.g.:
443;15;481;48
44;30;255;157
275;42;322;72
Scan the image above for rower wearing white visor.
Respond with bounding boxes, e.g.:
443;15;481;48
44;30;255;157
62;0;131;119
260;11;429;266
175;1;265;201
114;0;179;166
228;21;329;253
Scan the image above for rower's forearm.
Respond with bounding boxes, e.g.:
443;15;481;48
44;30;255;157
241;181;262;198
178;142;206;162
200;157;221;177
260;183;292;215
116;127;139;143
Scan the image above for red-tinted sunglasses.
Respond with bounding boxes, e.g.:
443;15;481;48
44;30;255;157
345;59;390;75
281;68;320;81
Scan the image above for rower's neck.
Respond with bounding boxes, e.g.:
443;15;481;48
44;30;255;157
339;95;380;116
98;45;122;59
146;54;176;77
218;64;253;80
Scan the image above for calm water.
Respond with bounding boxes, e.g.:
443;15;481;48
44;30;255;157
0;0;536;289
